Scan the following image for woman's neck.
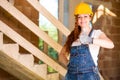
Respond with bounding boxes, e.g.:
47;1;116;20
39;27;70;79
81;26;91;33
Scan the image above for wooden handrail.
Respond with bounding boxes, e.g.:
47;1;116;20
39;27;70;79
0;0;62;53
27;0;70;37
0;20;67;76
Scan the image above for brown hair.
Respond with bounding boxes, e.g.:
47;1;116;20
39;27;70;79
64;15;81;53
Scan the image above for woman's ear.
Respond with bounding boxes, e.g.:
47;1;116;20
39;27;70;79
89;15;92;21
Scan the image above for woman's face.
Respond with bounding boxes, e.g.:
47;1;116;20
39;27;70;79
77;14;91;28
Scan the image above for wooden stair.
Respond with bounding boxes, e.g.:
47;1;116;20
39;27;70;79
0;32;60;80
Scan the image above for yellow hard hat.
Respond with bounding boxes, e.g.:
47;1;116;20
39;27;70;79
74;2;93;16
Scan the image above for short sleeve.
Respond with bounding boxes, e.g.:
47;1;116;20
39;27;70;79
92;29;103;38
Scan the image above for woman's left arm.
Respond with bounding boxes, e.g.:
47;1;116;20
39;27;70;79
93;32;114;49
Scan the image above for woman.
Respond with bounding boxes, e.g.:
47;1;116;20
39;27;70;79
59;2;114;80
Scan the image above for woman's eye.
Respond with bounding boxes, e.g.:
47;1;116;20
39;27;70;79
84;16;88;18
78;17;81;19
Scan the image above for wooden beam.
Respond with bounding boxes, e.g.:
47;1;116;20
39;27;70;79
58;0;64;23
58;0;64;44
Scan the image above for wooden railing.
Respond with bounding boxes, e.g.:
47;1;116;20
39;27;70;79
0;20;67;76
0;0;70;76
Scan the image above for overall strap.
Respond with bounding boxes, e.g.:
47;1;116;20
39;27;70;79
88;28;94;37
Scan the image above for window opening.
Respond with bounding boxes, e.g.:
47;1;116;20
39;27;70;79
39;0;58;73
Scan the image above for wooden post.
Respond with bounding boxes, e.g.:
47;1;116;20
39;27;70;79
43;31;48;54
58;0;64;45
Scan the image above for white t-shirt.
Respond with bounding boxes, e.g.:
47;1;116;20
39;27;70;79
71;29;103;66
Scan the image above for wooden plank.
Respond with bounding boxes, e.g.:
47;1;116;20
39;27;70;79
0;21;67;76
27;0;70;36
0;0;62;53
58;0;64;23
58;0;64;44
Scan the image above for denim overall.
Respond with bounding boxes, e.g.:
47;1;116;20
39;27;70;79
65;29;100;80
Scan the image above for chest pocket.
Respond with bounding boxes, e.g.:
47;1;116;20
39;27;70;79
69;45;88;67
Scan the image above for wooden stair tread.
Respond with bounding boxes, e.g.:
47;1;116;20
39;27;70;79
18;54;34;69
47;72;59;80
32;64;47;79
2;44;20;60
